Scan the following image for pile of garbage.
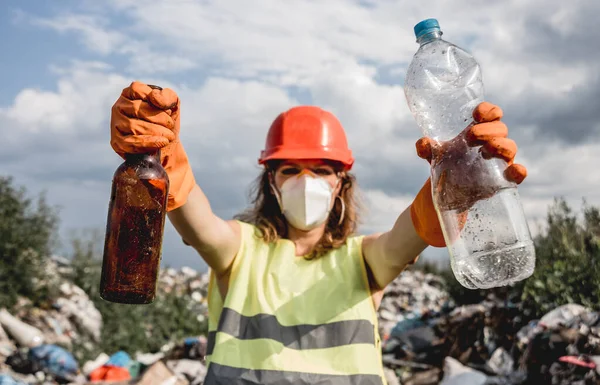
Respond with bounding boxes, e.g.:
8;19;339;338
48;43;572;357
3;257;600;385
377;271;453;340
380;287;600;385
158;266;211;324
0;256;211;385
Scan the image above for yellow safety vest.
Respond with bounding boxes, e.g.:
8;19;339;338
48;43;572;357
204;221;387;385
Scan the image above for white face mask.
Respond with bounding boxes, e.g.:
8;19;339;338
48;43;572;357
272;173;338;231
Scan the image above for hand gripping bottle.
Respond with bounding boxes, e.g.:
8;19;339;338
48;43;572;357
100;149;169;304
403;19;535;289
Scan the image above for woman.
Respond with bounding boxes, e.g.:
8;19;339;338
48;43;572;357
110;81;527;384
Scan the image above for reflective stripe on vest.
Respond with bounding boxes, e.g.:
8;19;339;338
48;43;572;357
206;308;375;354
204;221;386;385
204;363;384;385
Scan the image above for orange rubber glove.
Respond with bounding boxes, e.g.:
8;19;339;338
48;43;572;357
110;81;196;212
410;102;528;247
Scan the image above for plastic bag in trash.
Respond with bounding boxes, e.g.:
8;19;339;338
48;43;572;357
136;352;164;366
487;347;514;376
6;350;43;374
440;357;487;385
28;344;79;380
89;365;131;383
183;336;207;359
105;351;132;368
539;304;589;329
82;353;110;376
166;359;206;384
390;318;426;338
396;325;437;354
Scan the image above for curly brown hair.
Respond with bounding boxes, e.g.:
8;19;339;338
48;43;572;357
234;160;362;259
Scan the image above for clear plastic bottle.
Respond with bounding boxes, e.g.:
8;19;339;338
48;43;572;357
403;18;535;289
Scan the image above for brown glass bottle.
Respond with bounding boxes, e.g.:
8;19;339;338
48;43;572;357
100;150;169;304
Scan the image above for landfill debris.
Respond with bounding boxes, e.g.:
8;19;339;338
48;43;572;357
167;359;206;385
55;282;103;342
440;357;487;385
137;361;188;385
82;352;110;376
135;352;164;367
4;256;600;384
377;271;452;340
89;365;131;383
539;304;590;329
487;347;514;376
383;367;401;385
0;309;44;348
28;344;79;382
0;323;16;363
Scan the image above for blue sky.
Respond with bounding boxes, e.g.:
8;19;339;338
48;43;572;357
2;0;599;272
1;2;60;103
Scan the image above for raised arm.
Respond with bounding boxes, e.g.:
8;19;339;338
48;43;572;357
362;102;528;290
168;186;241;276
110;81;240;276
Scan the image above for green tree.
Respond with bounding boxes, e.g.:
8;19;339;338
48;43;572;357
0;176;60;308
520;198;600;317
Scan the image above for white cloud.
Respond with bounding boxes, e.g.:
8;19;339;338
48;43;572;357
29;13;125;55
123;46;197;75
360;189;414;234
2;61;126;136
3;0;600;270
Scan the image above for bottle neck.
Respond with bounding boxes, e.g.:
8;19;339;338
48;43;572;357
417;30;443;46
125;150;161;163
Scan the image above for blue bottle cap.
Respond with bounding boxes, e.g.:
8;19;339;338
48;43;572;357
414;18;441;39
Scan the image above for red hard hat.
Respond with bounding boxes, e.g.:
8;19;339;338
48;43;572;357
258;106;354;169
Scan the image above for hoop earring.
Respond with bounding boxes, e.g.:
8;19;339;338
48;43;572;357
336;195;346;225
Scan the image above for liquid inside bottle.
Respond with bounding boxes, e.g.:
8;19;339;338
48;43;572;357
100;151;169;304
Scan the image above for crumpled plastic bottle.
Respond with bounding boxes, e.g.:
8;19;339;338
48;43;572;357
403;18;535;289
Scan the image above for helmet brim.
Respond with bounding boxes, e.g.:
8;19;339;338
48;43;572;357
258;147;354;170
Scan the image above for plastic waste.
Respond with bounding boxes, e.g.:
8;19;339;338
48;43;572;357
390;317;426;338
128;360;142;378
383;368;401;385
82;353;110;376
539;304;588;329
137;361;187;385
0;309;44;348
440;357;487;385
183;336;208;359
136;352;164;366
89;365;131;383
558;355;596;369
54;293;103;342
403;18;535;289
28;344;79;381
167;359;207;384
104;351;132;368
6;350;43;375
487;347;514;376
100;144;169;304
